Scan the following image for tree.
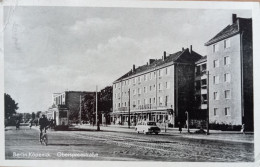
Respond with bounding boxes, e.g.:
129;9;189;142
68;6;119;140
36;111;41;118
99;86;113;125
31;112;36;120
4;93;19;119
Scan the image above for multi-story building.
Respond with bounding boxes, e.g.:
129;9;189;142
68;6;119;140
205;14;253;130
111;46;202;126
48;91;94;125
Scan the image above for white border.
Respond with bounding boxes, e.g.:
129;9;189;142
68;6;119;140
0;1;259;167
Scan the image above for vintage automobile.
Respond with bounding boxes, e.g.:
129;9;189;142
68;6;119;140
135;121;161;135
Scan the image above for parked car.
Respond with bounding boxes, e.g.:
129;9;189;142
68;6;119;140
135;121;161;135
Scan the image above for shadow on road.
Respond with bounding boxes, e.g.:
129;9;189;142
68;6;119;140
47;143;93;146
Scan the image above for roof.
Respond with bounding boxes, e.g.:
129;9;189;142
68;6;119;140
114;48;202;83
205;17;251;46
195;56;207;64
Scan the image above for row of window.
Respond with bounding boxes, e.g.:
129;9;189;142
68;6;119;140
213;107;230;116
213;73;231;84
213;38;231;53
213;56;230;68
114;67;171;89
213;90;231;100
115;96;169;108
114;82;170;99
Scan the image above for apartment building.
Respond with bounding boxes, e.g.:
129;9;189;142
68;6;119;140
111;46;202;126
205;14;253;130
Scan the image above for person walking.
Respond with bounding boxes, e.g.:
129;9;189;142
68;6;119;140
241;124;245;134
178;121;182;133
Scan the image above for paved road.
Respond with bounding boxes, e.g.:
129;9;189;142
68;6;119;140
5;126;254;162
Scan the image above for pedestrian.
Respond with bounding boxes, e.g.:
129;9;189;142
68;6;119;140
29;119;33;129
15;119;20;130
241;124;245;134
178;121;182;133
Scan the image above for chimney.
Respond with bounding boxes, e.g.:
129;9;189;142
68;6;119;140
149;59;155;64
163;51;166;61
190;45;192;53
133;64;135;71
182;47;184;51
232;14;237;24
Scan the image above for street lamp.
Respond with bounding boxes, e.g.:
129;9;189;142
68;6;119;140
128;89;130;129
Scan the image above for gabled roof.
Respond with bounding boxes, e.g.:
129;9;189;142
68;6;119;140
114;48;202;83
205;22;239;46
205;17;251;46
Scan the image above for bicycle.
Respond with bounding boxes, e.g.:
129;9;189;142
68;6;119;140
40;127;48;146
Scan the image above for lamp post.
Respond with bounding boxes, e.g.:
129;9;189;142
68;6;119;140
185;111;190;133
128;89;130;129
96;85;100;131
206;71;210;135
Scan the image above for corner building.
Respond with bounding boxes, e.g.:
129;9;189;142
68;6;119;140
205;14;253;130
111;47;202;126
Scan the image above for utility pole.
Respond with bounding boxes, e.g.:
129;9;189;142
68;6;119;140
185;111;190;133
96;85;100;131
79;95;82;125
206;71;210;135
128;89;130;129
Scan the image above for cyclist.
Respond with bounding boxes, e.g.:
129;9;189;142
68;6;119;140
39;114;49;142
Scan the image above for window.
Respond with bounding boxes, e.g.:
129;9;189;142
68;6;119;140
214;92;219;100
153;97;156;104
224;56;230;65
149;98;152;104
158;97;163;106
144;99;147;105
118;103;120;108
138;76;141;83
114;84;116;89
165;68;168;75
125;102;127;107
214;108;218;116
213;59;219;68
225;90;231;99
165;96;168;106
213;43;219;52
144;75;147;81
224;39;230;48
138;100;140;105
133;101;136;106
150;85;152;91
213;76;219;84
144;87;146;93
133;78;136;84
133;89;136;95
154;72;156;78
158;70;161;77
158;83;162;90
224;107;230;116
138;88;141;94
224;73;231;82
150;73;152;80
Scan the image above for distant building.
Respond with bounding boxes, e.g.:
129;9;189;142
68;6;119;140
205;14;253;130
111;46;202;126
48;91;94;125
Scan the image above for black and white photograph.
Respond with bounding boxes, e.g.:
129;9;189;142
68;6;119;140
1;0;260;166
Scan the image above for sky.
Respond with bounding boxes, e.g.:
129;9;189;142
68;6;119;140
4;6;251;113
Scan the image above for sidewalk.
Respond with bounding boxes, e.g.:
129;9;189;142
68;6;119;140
76;124;254;144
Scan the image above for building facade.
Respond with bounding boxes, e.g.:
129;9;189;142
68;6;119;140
205;14;253;130
111;47;202;126
48;91;94;125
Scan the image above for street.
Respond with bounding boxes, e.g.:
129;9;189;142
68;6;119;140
5;125;254;162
